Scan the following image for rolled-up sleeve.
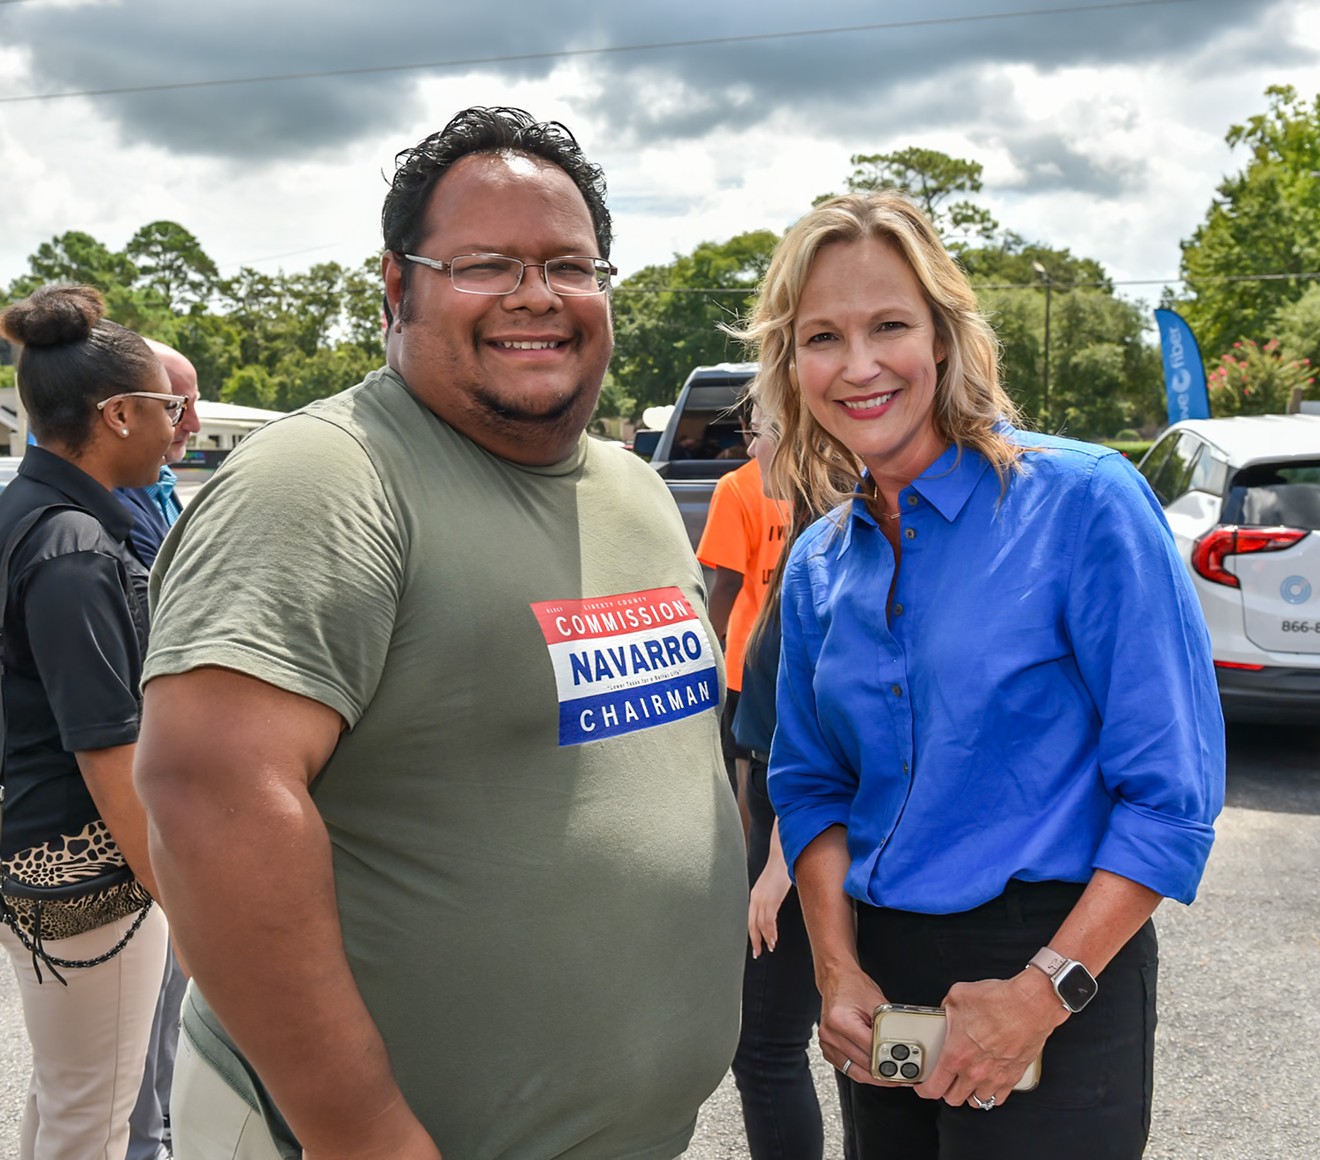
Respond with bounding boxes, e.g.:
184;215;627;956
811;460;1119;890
768;541;859;876
1066;454;1225;902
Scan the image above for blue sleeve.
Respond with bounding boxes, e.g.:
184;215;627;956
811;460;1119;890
1065;453;1225;902
767;542;859;876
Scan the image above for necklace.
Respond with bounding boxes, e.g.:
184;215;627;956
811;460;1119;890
864;479;903;521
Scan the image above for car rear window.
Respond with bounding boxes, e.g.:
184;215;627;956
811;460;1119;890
1222;461;1320;530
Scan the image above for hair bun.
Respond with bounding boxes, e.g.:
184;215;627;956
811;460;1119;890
0;283;107;348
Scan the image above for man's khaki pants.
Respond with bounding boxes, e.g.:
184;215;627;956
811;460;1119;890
169;985;287;1160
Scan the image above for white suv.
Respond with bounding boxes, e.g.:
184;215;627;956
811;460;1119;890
1137;415;1320;724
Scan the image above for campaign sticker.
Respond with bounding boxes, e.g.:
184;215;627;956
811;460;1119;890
532;587;719;746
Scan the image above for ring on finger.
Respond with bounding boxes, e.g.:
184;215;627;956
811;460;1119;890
839;1058;853;1078
970;1094;996;1111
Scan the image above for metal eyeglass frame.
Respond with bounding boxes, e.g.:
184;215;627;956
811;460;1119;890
402;252;618;296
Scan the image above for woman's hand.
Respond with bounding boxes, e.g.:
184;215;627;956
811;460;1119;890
917;970;1067;1109
817;963;889;1085
748;856;791;957
748;820;793;957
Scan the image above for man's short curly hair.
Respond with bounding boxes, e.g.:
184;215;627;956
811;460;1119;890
382;107;612;307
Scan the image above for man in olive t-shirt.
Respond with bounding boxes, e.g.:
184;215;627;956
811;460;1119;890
135;108;746;1160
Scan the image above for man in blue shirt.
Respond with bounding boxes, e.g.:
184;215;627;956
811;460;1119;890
116;339;201;569
115;337;199;1160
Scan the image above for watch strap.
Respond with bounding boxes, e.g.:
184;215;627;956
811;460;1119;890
1028;946;1070;979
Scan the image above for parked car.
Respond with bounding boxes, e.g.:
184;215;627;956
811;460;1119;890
1137;415;1320;724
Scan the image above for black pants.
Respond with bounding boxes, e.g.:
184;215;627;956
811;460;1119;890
732;759;827;1159
849;881;1157;1160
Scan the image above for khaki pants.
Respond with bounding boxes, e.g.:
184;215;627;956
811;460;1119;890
0;904;169;1160
169;984;289;1160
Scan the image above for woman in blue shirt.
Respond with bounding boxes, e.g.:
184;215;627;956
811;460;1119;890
739;193;1224;1158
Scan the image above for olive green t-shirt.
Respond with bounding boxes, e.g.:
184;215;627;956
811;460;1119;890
145;368;747;1159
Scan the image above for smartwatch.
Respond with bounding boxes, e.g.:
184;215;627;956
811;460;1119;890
1027;946;1099;1013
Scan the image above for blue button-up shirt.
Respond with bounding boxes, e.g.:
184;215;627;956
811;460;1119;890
115;465;182;568
770;432;1224;912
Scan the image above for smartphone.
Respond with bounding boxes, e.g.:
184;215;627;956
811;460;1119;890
870;1004;1041;1091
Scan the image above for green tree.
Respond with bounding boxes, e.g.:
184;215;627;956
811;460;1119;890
1178;85;1320;358
5;229;170;333
220;364;279;409
821;147;998;245
962;237;1161;435
342;256;388;352
610;230;779;415
126;221;219;312
11;229;138;293
1272;282;1320;369
274;344;382;411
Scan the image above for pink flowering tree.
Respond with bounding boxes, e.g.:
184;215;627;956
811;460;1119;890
1206;339;1316;416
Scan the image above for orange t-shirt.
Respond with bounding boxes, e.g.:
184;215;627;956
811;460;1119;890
695;459;790;690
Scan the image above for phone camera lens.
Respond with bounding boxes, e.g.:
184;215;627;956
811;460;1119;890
891;1043;911;1060
878;1060;897;1078
900;1062;920;1080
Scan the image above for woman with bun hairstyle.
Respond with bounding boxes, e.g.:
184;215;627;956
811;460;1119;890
738;194;1224;1159
0;284;175;1159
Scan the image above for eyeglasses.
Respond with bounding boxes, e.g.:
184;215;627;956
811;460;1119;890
96;391;191;427
402;252;618;296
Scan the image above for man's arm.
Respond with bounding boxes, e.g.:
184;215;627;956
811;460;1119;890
135;667;441;1160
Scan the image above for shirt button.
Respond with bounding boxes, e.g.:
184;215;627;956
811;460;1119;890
891;684;903;697
904;527;916;540
906;494;918;506
893;603;904;616
903;761;910;774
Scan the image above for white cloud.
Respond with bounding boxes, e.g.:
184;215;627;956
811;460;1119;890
0;0;1317;307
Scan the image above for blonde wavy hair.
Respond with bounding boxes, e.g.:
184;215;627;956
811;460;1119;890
733;192;1024;515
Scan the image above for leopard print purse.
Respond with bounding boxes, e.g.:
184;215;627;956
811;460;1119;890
0;502;154;984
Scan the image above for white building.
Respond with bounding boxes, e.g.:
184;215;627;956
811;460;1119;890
0;388;283;459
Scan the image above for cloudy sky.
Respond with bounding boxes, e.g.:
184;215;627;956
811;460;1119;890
2;0;1318;310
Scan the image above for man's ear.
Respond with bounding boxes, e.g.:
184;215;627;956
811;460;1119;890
382;252;405;330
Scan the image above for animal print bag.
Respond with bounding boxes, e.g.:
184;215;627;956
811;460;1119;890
0;503;154;984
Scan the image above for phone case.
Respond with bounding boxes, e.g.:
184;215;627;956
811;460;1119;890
870;1004;1041;1091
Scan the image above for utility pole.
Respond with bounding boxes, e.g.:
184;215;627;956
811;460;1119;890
1032;260;1052;422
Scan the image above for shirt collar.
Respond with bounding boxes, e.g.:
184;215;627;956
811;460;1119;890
16;445;136;542
847;441;995;535
148;464;178;502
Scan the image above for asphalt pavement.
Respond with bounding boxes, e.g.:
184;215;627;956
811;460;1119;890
1;723;1316;1157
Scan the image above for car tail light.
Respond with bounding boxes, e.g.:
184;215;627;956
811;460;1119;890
1213;659;1265;671
1190;525;1308;587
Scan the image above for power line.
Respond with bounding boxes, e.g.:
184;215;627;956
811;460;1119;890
0;0;1197;104
613;270;1320;294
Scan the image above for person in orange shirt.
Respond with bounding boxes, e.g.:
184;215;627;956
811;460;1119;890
696;403;790;822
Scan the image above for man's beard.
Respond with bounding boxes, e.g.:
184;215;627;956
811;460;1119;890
471;379;600;429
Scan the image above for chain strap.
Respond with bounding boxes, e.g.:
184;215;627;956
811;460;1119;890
0;893;154;984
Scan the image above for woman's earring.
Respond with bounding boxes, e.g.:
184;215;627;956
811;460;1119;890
121;429;129;437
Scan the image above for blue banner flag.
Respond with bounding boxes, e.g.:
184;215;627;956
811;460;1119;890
1154;309;1211;424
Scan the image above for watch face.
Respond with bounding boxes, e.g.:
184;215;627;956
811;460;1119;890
1057;963;1099;1011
